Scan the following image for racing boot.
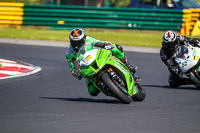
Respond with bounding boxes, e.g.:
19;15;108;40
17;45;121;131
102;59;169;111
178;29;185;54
134;74;141;84
121;56;138;75
121;56;141;83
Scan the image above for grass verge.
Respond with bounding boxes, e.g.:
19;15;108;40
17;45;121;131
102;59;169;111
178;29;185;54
0;27;199;48
0;27;164;48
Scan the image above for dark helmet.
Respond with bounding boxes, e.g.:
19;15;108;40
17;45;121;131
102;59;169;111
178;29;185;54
162;30;177;50
69;28;86;52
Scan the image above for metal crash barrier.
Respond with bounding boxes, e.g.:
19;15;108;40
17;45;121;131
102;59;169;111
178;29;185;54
0;2;24;28
22;4;183;31
0;2;199;36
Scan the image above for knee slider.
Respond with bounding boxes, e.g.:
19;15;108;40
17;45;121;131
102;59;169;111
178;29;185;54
88;84;100;96
168;74;181;88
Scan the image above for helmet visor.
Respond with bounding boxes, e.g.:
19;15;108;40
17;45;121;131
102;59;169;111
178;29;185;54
70;40;84;52
164;39;177;50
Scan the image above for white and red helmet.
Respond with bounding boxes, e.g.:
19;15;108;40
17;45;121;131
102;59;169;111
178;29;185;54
162;30;177;50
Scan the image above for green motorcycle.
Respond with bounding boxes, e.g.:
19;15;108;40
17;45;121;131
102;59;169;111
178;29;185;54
77;45;146;104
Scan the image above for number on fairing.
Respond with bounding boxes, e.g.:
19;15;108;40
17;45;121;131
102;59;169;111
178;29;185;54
85;55;91;61
182;61;187;67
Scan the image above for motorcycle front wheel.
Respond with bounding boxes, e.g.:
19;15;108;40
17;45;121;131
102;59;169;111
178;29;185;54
132;84;146;101
101;73;132;104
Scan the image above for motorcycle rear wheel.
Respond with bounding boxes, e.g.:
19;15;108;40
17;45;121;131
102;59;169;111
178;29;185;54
101;73;132;104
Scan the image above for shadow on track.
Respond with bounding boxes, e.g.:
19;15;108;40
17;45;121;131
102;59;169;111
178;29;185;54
142;85;169;88
143;84;200;90
39;97;121;104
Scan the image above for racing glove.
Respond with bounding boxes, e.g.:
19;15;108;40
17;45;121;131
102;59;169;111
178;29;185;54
94;42;114;50
178;35;189;45
104;44;114;50
178;35;185;43
193;38;200;47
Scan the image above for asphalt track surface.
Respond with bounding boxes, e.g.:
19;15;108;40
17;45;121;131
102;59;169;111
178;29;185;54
0;42;200;133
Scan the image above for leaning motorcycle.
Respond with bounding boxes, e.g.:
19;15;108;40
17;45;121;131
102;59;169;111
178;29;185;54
77;45;146;104
173;43;200;87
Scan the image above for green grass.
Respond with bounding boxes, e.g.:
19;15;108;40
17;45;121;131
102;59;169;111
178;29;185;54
1;27;199;48
0;27;164;48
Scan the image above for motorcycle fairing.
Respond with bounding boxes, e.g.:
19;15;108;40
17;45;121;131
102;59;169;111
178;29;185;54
175;45;200;73
79;49;136;96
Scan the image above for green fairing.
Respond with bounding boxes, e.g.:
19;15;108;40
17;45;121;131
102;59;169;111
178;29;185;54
79;48;136;97
80;65;97;77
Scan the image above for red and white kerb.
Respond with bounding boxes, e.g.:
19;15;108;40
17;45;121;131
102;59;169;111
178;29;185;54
0;59;41;79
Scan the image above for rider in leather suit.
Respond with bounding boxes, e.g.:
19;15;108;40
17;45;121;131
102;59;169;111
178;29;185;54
66;28;138;96
160;30;200;88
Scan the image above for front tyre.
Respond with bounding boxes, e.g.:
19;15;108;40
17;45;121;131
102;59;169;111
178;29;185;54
132;84;146;101
101;73;132;104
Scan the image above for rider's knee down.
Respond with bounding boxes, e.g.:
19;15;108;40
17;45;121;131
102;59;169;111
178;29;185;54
168;74;181;88
88;84;100;96
169;80;180;88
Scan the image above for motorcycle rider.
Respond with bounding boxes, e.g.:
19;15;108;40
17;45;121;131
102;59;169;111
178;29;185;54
66;28;139;96
160;30;200;88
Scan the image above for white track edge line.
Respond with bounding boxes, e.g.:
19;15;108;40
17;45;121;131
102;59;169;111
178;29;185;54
0;66;42;80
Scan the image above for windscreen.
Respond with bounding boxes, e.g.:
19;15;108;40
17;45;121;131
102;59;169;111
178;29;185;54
78;46;86;56
176;45;189;58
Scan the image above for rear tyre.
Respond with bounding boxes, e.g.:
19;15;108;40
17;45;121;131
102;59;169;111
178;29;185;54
132;84;146;101
101;73;132;104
